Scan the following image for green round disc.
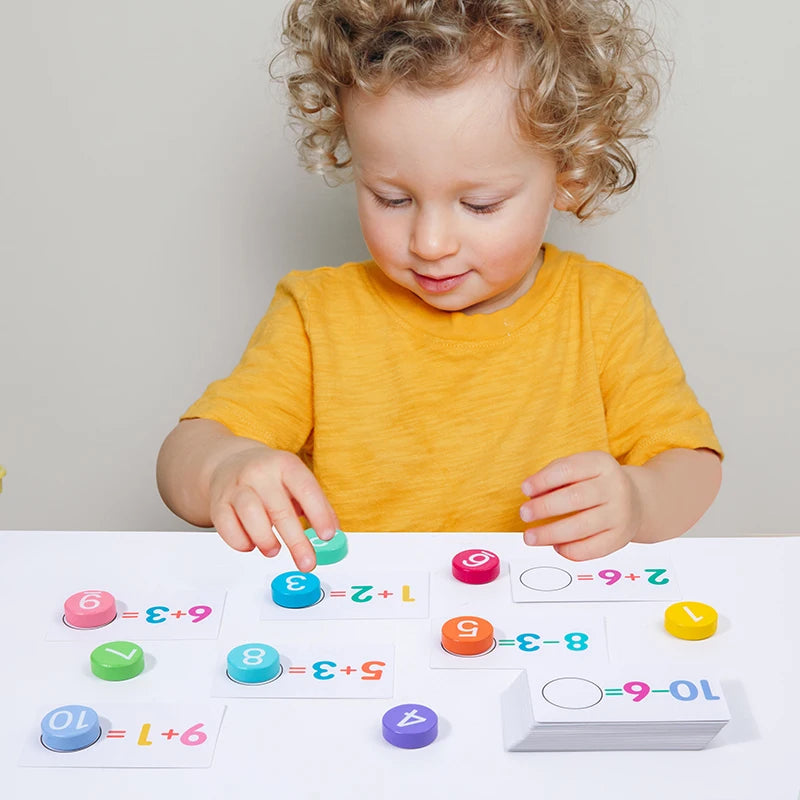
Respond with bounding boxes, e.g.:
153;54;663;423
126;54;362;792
304;528;348;565
90;640;145;681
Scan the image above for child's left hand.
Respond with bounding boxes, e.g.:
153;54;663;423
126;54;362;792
520;451;643;561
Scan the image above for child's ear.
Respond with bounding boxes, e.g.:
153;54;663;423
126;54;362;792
553;176;583;213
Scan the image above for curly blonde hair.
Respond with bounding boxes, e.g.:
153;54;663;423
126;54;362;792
272;0;665;219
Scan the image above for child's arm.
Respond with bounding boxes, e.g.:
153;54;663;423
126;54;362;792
519;447;722;561
156;418;339;571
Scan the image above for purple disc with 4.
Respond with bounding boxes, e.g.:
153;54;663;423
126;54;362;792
382;703;439;749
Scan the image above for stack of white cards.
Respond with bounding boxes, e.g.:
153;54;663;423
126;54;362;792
502;667;730;751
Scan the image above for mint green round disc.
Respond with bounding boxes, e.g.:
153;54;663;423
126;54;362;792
304;528;348;565
90;640;145;681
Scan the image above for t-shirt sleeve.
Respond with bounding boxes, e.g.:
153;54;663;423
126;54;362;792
600;282;723;465
181;279;313;452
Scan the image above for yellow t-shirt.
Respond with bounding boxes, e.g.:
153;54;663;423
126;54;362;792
183;243;721;532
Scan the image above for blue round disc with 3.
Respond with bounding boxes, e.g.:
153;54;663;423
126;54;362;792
226;643;282;684
41;705;102;752
271;570;322;608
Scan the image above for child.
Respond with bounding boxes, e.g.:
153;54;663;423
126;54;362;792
157;0;722;572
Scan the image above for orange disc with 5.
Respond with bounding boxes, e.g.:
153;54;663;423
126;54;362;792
441;615;494;656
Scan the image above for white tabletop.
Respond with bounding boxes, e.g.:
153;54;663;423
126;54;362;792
2;530;799;800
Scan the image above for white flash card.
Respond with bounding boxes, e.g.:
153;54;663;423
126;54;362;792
430;607;607;669
20;703;225;768
47;590;226;641
510;556;680;602
501;667;730;751
261;570;429;620
529;669;730;723
212;643;394;699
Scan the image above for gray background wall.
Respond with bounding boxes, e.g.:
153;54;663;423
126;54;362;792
1;1;798;535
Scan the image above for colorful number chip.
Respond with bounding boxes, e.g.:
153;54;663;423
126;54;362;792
451;549;500;584
270;571;323;608
227;643;282;684
382;704;438;749
664;601;719;640
441;615;495;656
304;527;348;565
63;590;116;629
41;705;102;752
90;640;145;681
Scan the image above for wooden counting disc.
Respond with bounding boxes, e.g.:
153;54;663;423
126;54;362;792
63;590;116;629
441;615;495;656
40;705;102;752
226;643;282;685
664;601;719;640
90;640;145;681
382;704;439;749
304;527;348;566
271;570;323;609
451;549;500;584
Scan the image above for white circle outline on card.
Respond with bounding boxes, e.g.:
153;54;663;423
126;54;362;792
226;663;285;686
440;638;498;658
541;677;603;709
273;588;326;609
61;613;118;630
519;567;573;592
40;727;103;753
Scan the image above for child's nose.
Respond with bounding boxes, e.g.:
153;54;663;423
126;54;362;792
409;207;460;261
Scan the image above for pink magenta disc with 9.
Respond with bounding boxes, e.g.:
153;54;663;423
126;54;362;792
63;590;117;629
451;549;500;584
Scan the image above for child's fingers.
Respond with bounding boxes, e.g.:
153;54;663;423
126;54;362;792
522;452;607;498
520;477;604;523
552;530;630;562
228;486;282;557
523;506;609;547
211;498;257;553
282;459;340;542
258;482;317;572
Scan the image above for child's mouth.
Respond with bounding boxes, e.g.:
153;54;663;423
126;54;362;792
413;270;470;294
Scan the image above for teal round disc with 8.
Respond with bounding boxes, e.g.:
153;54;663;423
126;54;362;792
271;570;322;608
304;527;348;565
226;643;282;684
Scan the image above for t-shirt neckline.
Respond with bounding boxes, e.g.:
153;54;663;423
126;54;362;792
363;241;568;342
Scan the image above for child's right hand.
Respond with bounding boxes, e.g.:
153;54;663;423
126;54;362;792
207;444;339;572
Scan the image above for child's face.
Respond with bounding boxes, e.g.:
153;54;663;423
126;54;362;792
342;56;565;315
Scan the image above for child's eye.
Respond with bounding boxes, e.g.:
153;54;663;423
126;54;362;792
464;201;504;215
370;193;503;215
371;193;409;209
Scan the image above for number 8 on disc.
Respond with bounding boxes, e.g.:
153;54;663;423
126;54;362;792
227;643;282;684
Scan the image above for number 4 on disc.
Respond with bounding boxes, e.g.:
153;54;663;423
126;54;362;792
382;704;438;749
